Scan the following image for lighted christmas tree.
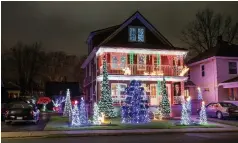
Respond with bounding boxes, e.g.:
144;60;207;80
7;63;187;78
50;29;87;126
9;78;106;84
160;77;171;117
63;89;72;119
197;87;203;100
186;96;192;118
79;97;88;125
71;101;80;126
180;101;190;125
199;101;207;125
98;57;115;118
121;80;150;124
92;102;101;125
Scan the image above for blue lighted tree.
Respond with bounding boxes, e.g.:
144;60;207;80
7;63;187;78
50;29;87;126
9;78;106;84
121;80;150;124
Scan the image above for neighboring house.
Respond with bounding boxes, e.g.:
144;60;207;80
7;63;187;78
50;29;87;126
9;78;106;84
81;11;188;114
187;36;238;103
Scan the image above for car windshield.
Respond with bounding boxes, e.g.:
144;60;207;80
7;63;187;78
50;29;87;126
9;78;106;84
220;103;237;107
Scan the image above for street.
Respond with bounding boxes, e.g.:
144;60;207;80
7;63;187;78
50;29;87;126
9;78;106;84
1;113;49;132
2;133;238;143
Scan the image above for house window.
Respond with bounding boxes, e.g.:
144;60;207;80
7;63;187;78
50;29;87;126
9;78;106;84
111;53;127;70
229;62;237;74
111;83;127;106
137;54;146;70
201;65;205;77
111;56;118;69
150;84;162;106
129;27;145;42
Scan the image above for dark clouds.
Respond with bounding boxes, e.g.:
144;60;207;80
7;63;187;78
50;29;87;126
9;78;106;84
2;1;238;56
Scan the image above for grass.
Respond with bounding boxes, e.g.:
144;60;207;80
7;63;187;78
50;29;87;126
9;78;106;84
44;116;220;131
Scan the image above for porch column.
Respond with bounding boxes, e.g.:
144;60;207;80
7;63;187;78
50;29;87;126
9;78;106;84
181;81;185;100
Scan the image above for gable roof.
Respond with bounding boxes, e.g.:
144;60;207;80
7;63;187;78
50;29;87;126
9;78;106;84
98;11;174;47
87;11;175;48
187;40;238;65
86;25;120;45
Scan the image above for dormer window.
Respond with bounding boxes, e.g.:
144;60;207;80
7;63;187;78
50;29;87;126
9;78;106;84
129;26;145;42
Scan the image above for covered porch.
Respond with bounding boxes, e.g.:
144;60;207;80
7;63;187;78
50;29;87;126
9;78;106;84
219;76;238;101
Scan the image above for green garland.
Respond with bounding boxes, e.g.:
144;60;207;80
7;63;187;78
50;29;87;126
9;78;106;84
130;52;134;64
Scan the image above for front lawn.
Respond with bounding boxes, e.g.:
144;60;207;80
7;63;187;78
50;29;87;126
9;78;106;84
44;116;219;131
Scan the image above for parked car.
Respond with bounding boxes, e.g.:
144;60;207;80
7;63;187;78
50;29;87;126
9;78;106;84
5;101;40;124
198;101;238;119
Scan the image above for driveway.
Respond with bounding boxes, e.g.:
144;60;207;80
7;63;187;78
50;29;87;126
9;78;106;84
1;113;50;132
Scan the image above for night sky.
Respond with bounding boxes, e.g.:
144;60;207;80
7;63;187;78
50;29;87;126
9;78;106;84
2;1;238;56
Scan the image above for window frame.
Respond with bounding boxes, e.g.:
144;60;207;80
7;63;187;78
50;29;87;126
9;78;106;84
111;83;127;106
128;26;146;43
201;64;205;77
110;53;128;70
137;54;146;70
228;61;237;75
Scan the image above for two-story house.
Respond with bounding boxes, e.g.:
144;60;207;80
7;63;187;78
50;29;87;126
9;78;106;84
187;36;238;104
81;11;189;113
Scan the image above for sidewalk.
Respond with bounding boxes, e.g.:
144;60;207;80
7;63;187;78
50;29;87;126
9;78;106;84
2;127;238;138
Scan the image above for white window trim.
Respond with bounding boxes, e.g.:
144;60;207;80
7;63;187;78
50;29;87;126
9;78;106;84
111;83;127;106
110;53;127;70
128;26;145;43
137;54;146;70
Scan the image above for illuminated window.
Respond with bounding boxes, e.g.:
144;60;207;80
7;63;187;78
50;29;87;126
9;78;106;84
128;27;145;42
137;54;146;70
111;83;127;106
120;55;127;68
111;56;118;69
111;53;127;70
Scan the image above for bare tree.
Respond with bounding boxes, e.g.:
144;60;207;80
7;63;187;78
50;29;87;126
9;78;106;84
73;55;87;91
42;51;77;82
6;42;44;95
181;8;238;55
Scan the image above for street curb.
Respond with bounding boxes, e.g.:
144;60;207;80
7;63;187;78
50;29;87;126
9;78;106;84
2;128;238;138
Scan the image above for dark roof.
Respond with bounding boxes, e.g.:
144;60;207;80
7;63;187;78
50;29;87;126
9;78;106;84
221;76;238;83
103;43;187;51
87;11;176;48
185;80;196;87
187;40;238;64
86;25;120;45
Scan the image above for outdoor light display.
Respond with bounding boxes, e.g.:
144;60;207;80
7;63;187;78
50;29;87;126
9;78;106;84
98;57;115;118
52;96;66;112
199;101;207;125
96;47;187;56
180;101;190;125
79;97;88;125
37;97;51;112
92;102;101;125
197;87;203;100
160;77;171;117
121;80;150;124
63;89;72;119
71;100;80;126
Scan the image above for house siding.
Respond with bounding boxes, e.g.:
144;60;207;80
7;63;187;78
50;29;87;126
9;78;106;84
216;57;238;101
189;58;217;103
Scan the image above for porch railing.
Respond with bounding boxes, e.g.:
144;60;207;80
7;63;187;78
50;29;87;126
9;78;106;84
98;63;184;76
